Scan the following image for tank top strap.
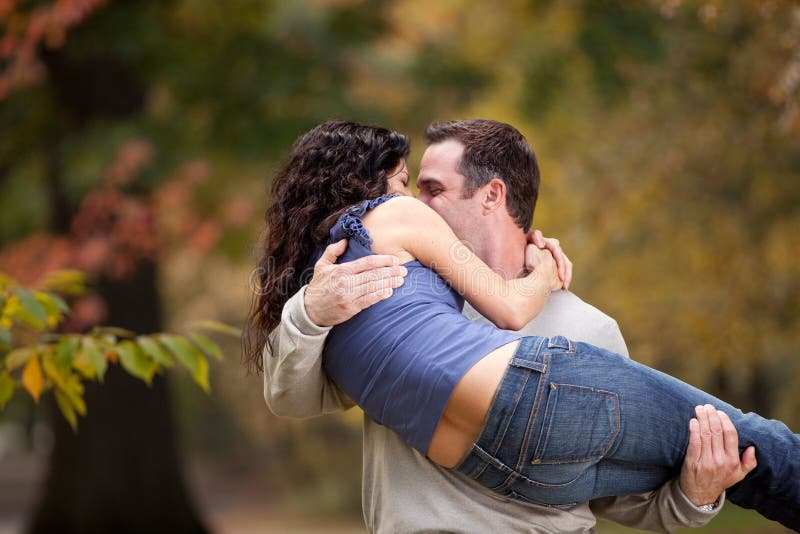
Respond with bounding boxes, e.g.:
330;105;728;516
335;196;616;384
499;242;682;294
330;193;399;248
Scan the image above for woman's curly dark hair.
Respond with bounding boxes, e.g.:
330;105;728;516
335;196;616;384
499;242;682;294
243;120;410;374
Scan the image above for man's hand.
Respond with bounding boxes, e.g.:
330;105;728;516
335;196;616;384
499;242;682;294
304;239;408;327
526;230;573;289
679;404;758;507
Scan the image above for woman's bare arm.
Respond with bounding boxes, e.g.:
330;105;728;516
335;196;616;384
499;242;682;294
363;196;560;330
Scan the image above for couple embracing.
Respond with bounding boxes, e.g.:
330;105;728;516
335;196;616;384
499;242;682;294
246;119;799;533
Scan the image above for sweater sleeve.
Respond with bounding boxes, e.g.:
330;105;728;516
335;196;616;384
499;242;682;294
262;285;355;418
590;479;724;532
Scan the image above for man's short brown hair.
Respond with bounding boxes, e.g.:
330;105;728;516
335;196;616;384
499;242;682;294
424;119;540;230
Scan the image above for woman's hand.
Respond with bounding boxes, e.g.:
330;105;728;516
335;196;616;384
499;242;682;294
525;245;562;292
526;230;572;290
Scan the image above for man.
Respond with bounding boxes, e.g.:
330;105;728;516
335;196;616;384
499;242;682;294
263;119;756;532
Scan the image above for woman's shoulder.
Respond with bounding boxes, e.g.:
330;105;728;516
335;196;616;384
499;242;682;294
365;195;444;237
369;194;434;221
361;195;433;261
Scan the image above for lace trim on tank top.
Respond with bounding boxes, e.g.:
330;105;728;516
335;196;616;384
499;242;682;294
337;193;399;248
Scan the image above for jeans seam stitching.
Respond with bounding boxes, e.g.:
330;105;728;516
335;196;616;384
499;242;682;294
486;339;543;455
519;353;551;468
488;370;529;454
532;375;558;461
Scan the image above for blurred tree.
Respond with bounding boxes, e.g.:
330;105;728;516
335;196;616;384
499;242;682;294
0;0;410;528
349;0;800;424
2;2;212;529
2;0;799;527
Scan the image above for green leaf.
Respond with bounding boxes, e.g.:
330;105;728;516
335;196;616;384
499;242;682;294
54;388;78;432
0;373;14;409
0;327;11;347
91;326;136;339
35;291;68;327
158;334;210;392
56;336;80;368
188;332;223;361
14;289;47;329
5;346;36;371
186;320;241;338
116;340;156;385
136;336;173;368
47;293;70;314
37;296;61;327
71;348;96;380
82;337;107;382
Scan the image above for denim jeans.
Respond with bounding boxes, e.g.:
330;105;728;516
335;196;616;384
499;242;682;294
453;335;800;531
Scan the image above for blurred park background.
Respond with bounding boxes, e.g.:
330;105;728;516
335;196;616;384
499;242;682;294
1;0;799;532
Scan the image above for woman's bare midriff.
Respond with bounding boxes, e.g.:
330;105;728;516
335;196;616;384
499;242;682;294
427;338;521;468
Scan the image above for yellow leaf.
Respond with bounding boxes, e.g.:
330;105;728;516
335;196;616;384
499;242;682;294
40;269;86;297
0;272;16;290
72;350;97;380
42;355;86;416
5;347;36;371
22;356;44;403
35;291;66;328
82;337;107;382
54;389;77;432
188;332;223;361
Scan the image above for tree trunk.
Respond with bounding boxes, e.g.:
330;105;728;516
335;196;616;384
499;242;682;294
26;10;210;528
27;261;208;534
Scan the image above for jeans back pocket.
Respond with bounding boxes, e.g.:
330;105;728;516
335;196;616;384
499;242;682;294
532;383;619;465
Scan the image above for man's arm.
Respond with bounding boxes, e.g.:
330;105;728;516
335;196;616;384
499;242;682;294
263;284;350;417
590;479;723;533
263;239;407;418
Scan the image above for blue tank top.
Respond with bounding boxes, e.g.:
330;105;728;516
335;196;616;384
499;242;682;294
309;194;522;454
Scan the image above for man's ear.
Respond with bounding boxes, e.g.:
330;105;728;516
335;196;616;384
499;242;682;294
480;177;507;215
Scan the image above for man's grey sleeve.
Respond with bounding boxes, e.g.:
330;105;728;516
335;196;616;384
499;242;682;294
586;317;724;531
262;285;355;418
590;479;726;532
598;318;629;357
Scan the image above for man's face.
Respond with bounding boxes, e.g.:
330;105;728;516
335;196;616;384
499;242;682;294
417;140;483;244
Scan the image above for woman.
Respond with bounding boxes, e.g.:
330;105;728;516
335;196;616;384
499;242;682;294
245;120;799;530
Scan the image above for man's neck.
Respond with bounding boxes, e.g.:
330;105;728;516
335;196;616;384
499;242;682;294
475;220;527;281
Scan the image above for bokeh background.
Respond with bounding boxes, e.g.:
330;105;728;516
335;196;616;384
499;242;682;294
1;0;798;532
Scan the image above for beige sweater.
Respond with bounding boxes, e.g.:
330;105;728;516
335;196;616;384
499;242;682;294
264;288;723;533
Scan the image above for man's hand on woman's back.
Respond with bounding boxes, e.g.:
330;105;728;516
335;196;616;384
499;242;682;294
304;239;408;327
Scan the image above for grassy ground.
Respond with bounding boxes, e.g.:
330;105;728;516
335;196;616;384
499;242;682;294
1;451;791;534
596;505;792;533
